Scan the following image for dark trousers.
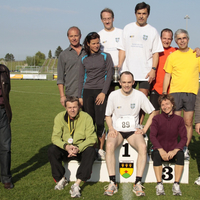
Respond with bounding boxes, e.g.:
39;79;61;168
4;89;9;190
83;89;107;137
0;108;12;183
48;145;96;182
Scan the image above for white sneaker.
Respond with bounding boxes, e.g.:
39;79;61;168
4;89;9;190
172;183;182;196
183;146;190;160
194;176;200;185
133;181;145;196
98;149;106;161
155;183;165;195
104;181;118;196
70;183;81;198
54;177;68;190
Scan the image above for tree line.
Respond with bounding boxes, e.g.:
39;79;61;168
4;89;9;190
3;46;63;66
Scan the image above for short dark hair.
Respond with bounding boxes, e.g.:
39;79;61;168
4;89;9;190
161;28;173;38
67;26;81;37
65;96;79;107
158;94;176;110
120;71;134;80
83;32;100;56
135;2;150;15
100;8;114;19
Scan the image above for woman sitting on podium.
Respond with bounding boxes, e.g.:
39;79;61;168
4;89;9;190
150;94;187;196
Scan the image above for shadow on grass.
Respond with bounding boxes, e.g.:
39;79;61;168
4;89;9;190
81;181;98;191
190;134;200;175
11;144;51;183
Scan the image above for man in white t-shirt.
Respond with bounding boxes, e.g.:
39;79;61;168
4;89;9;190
103;71;155;197
99;8;123;69
98;8;124;92
118;2;163;123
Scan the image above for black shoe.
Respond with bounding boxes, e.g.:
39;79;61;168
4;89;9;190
4;182;14;189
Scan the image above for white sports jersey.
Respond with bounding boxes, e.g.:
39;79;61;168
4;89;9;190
98;28;123;66
105;89;155;132
118;22;163;80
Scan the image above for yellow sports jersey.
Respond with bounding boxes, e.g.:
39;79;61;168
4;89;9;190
164;48;200;95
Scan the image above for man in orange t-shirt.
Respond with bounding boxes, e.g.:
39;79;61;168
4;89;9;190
150;28;176;115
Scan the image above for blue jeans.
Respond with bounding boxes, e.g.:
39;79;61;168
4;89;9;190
0;108;12;183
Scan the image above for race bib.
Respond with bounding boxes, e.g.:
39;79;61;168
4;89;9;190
115;116;136;132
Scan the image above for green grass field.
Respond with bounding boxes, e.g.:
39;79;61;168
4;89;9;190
0;80;200;200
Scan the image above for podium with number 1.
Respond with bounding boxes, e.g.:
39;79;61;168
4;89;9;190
65;136;189;183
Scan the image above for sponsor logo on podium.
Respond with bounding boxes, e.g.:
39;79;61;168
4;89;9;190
119;160;134;178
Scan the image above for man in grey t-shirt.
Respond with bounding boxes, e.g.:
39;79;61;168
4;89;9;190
57;26;85;107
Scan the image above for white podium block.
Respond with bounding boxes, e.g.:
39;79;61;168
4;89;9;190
64;137;148;183
144;158;189;183
64;136;189;183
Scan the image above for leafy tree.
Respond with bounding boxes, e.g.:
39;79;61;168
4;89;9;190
5;53;15;61
35;51;45;60
55;46;63;57
26;56;34;66
25;51;46;66
10;54;15;61
48;50;52;58
34;51;46;66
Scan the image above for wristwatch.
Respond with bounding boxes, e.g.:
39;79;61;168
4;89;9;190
152;67;156;70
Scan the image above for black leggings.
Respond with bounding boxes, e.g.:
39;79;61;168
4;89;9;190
152;149;184;166
83;89;107;137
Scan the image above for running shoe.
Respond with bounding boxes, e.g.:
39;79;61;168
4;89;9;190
54;177;68;190
104;181;118;196
194;176;200;185
183;146;190;160
70;183;81;198
172;183;182;196
133;181;145;196
155;183;165;196
98;149;106;161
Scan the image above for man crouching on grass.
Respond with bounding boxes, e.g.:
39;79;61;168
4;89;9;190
48;96;97;198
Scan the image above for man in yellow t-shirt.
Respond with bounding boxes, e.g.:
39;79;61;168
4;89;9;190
163;29;200;160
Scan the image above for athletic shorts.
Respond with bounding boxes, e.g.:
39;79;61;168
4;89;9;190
119;131;135;139
133;81;150;90
170;92;196;111
150;90;160;111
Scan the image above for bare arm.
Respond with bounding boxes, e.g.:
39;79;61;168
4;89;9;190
142;111;156;134
58;84;66;107
193;47;200;57
145;52;159;84
162;72;171;93
118;49;126;70
106;116;118;138
195;123;200;135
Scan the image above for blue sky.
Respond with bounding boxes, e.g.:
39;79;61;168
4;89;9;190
0;0;199;60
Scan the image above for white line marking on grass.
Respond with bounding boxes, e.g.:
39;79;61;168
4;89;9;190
122;183;133;200
11;90;59;96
